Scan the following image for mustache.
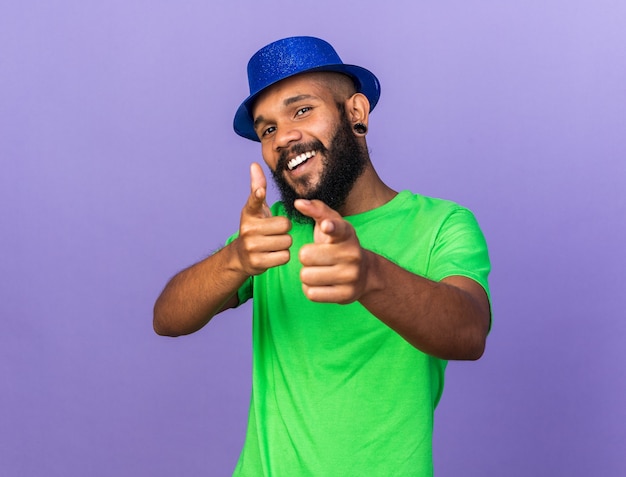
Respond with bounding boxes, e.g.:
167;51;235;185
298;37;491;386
276;140;327;173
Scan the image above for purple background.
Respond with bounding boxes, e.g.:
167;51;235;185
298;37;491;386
2;1;624;476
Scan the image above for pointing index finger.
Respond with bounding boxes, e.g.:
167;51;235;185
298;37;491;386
293;199;337;221
246;162;271;218
294;199;351;243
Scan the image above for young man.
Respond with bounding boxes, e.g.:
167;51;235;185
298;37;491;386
154;36;491;476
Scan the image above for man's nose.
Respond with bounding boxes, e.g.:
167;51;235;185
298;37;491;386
273;124;302;152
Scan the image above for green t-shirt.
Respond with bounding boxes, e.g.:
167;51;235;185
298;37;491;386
231;190;491;477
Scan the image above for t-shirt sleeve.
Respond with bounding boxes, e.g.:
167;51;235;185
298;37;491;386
224;232;254;306
427;207;491;302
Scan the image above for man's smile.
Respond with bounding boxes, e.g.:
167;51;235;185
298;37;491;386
287;150;318;171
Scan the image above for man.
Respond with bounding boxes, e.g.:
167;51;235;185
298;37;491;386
154;36;491;476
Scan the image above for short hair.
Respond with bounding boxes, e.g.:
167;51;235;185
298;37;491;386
308;71;358;103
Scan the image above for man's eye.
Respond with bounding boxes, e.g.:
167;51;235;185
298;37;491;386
296;107;311;116
262;126;276;136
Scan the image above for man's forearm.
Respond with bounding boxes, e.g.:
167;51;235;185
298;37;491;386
359;250;490;360
153;243;248;337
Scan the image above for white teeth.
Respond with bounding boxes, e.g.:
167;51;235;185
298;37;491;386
287;150;317;170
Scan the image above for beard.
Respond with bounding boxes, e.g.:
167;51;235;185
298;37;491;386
271;110;368;223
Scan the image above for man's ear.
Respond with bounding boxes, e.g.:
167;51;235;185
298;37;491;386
345;92;370;126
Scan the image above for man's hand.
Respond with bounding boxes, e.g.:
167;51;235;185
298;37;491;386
294;199;370;304
234;163;292;276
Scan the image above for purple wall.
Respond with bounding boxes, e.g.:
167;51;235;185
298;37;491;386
2;1;624;476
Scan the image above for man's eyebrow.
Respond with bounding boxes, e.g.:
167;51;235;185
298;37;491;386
253;115;266;130
283;94;315;106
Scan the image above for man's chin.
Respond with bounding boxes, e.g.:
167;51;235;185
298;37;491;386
273;174;316;224
286;173;319;196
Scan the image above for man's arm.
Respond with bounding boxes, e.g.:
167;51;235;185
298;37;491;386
153;163;292;336
294;199;490;360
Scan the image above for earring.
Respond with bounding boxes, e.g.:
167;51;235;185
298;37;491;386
353;123;368;135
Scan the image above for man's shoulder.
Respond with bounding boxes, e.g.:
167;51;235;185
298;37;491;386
389;190;469;218
404;189;458;205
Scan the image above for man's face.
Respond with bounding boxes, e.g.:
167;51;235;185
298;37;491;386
251;73;367;220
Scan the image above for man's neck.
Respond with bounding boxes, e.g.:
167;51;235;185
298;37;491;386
338;165;397;217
